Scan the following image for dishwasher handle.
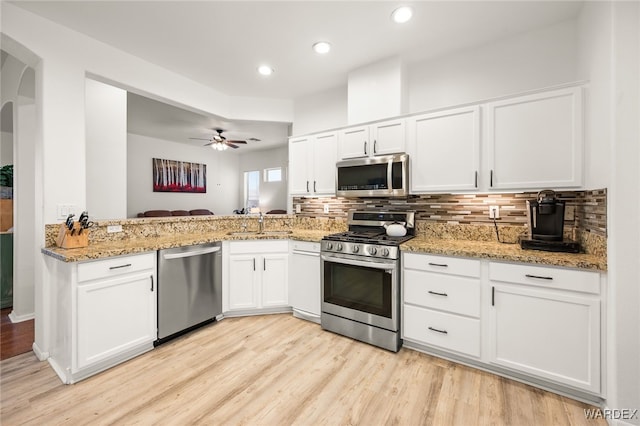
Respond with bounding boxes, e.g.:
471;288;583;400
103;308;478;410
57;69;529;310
162;246;221;260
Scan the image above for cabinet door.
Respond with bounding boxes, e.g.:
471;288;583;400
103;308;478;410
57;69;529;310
486;87;583;189
312;132;338;195
489;284;600;393
407;106;480;192
289;137;312;195
228;255;259;310
261;254;288;307
289;251;321;316
77;271;155;369
371;119;406;156
339;126;369;159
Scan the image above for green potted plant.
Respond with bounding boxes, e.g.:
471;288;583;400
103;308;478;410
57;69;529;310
0;165;13;199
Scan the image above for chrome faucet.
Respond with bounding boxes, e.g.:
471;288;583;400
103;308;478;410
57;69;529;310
258;212;264;234
241;208;249;232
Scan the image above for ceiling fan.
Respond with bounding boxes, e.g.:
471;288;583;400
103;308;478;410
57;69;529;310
189;128;260;150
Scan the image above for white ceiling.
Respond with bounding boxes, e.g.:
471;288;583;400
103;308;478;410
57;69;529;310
12;0;584;151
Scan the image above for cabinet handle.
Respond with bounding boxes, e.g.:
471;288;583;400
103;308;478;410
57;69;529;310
428;262;448;268
253;258;256;271
306;181;309;192
363;141;368;155
492;286;495;306
474;171;478;188
428;326;448;335
373;140;377;154
109;263;132;270
525;274;553;281
428;290;448;297
150;275;154;292
263;258;266;271
490;170;494;187
313;181;317;192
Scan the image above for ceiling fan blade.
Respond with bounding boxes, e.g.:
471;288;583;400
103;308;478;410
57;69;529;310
203;142;214;146
225;143;240;149
190;137;212;141
248;138;261;142
226;140;247;144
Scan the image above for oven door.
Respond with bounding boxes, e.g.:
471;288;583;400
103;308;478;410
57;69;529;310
321;252;398;331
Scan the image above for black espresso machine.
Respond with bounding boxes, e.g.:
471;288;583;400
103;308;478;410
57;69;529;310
520;190;580;253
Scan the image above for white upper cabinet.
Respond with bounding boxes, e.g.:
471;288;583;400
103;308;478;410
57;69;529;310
485;86;583;189
338;119;406;160
407;106;480;192
289;132;338;196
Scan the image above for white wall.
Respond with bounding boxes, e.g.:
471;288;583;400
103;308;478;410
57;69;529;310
607;1;640;422
408;19;578;113
238;146;288;213
292;85;347;136
1;131;12;166
127;134;240;217
85;79;127;220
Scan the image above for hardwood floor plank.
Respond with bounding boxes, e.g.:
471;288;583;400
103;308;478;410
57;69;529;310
0;314;606;426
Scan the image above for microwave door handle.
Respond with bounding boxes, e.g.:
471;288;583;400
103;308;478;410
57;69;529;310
387;159;394;191
321;255;395;271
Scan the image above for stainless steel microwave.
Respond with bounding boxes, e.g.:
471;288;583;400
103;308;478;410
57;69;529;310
336;153;409;198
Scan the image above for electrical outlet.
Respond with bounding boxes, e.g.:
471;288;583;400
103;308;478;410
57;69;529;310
489;205;500;219
295;204;301;214
107;225;123;233
323;204;330;214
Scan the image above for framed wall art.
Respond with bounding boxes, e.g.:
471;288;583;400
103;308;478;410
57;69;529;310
152;158;206;193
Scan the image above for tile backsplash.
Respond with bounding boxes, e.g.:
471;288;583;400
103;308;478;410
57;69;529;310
293;189;607;239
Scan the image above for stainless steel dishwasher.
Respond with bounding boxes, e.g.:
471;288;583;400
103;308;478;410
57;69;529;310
156;242;222;344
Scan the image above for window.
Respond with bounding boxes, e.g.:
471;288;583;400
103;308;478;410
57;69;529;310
244;170;260;209
264;167;282;182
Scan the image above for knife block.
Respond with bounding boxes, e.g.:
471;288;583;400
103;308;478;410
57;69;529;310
56;223;89;249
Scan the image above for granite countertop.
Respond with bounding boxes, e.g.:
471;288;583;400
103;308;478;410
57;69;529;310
402;236;606;271
42;230;606;271
41;230;328;262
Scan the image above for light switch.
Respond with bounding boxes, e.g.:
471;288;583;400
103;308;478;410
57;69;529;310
323;204;330;213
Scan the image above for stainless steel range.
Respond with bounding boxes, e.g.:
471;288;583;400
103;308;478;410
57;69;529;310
321;210;415;352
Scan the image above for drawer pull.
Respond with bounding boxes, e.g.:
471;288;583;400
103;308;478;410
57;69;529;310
109;263;132;270
428;326;448;335
428;290;448;297
428;262;448;268
525;274;553;281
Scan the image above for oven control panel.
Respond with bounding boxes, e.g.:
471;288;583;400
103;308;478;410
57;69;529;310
321;241;399;260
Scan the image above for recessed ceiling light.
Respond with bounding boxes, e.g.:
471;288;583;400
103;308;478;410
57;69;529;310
391;6;413;24
257;65;274;76
313;41;331;54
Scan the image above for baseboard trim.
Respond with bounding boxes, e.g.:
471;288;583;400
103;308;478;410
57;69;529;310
8;310;35;323
32;342;49;361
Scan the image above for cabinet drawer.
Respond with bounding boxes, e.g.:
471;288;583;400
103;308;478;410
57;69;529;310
403;253;480;278
77;252;155;283
404;304;480;357
404;269;480;317
489;262;600;295
229;240;289;255
290;241;320;253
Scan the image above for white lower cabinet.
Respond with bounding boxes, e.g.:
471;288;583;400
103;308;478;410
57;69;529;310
46;252;157;384
289;241;321;322
402;253;481;358
225;240;289;314
402;252;603;396
488;262;601;393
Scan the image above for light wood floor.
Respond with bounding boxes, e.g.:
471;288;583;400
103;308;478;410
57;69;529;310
1;314;605;425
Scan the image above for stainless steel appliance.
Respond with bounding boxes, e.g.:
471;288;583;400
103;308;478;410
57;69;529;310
321;210;415;352
336;153;409;198
521;190;580;253
156;242;222;344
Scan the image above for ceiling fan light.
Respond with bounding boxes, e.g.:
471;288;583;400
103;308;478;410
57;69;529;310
312;41;331;54
391;6;413;24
